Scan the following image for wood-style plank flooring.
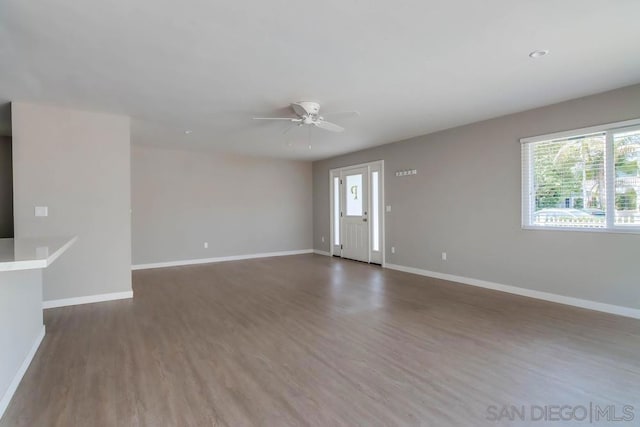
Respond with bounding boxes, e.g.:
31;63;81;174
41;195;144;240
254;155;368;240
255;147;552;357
2;254;640;426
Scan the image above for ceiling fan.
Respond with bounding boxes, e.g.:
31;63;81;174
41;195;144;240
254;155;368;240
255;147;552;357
253;101;358;133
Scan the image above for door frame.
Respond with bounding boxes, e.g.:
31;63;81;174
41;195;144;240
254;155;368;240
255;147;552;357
329;160;385;266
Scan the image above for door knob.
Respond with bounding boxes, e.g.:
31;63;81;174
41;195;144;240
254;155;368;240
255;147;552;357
363;218;368;222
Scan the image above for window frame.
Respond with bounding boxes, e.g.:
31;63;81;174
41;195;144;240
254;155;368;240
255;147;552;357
521;118;640;234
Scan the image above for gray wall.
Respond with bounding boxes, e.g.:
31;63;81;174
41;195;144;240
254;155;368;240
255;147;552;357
12;102;131;301
132;145;312;265
0;269;42;416
313;84;640;309
0;137;12;238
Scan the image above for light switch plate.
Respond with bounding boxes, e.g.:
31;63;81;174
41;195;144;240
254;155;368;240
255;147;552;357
35;206;48;217
386;205;391;212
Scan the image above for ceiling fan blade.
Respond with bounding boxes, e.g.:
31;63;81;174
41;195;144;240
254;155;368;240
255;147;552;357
322;111;360;118
253;117;298;121
314;120;344;133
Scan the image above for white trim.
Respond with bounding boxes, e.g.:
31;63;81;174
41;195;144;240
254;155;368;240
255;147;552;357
132;249;314;271
385;263;640;319
329;160;386;172
380;160;386;267
313;249;331;256
520;118;640;144
522;225;640;234
0;325;45;419
43;291;133;309
606;130;615;229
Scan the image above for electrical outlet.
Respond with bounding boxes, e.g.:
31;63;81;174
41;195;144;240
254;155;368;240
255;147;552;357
386;205;391;213
35;206;48;217
204;242;209;249
391;246;396;254
442;252;447;261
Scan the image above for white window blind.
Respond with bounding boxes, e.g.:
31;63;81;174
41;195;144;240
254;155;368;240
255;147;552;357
521;119;640;233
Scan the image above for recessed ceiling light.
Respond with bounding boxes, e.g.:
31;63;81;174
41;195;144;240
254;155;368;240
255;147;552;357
184;130;192;134
529;50;549;59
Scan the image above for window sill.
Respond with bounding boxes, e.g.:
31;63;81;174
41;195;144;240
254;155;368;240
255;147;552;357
522;225;640;235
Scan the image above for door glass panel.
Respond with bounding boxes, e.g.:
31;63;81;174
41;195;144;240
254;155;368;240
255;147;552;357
333;176;340;244
371;171;379;251
345;174;363;216
614;129;640;226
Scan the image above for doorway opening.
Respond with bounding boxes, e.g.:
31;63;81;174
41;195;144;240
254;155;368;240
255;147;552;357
330;160;384;265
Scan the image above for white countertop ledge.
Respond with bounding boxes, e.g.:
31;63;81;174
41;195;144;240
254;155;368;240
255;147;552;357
0;236;78;272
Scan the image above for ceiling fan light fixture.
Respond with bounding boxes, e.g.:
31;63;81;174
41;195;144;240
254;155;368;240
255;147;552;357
529;49;549;59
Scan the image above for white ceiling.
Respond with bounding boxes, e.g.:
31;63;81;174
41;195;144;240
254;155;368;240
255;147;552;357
1;0;640;160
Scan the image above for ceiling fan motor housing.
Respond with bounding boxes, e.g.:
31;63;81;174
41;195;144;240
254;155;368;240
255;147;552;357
293;101;320;117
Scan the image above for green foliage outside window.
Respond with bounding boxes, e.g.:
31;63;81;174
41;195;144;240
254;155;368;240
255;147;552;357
533;133;639;211
616;188;638;211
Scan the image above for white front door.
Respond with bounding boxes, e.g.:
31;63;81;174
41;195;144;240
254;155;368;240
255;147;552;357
341;167;369;262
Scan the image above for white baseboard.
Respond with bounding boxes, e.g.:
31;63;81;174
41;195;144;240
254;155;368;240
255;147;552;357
313;249;331;256
385;263;640;319
0;325;45;419
43;291;133;309
132;249;314;271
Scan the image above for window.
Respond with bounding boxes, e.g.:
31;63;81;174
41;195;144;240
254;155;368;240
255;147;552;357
614;129;640;227
345;174;363;216
522;120;640;232
371;171;379;251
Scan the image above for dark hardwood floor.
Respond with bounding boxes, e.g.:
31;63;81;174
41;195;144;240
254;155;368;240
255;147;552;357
2;254;639;426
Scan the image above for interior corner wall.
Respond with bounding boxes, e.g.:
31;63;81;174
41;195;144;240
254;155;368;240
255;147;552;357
0;136;13;238
313;83;640;310
131;145;313;265
11;102;132;301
